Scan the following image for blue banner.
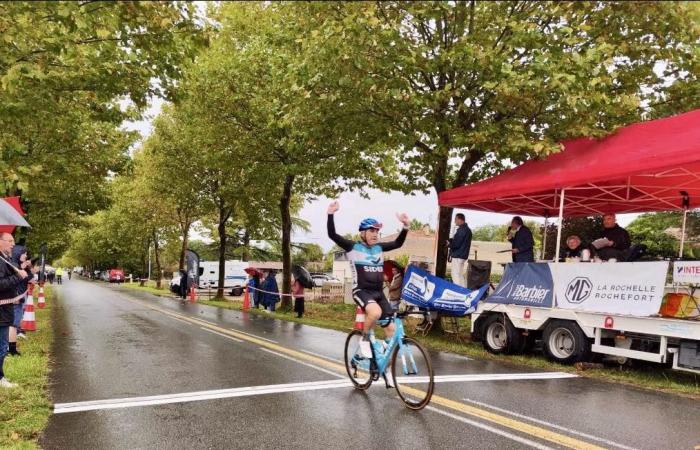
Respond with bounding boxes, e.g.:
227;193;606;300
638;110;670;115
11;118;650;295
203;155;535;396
401;266;488;316
486;263;554;307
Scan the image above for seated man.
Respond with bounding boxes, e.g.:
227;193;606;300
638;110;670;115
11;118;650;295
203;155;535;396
562;235;586;260
595;213;631;261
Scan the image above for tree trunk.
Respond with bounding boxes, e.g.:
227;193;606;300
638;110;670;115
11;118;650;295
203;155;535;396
242;230;250;262
152;231;162;289
279;174;295;311
435;205;454;278
216;200;228;299
179;220;192;270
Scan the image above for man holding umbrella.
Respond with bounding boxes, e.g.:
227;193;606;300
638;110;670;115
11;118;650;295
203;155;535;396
0;197;31;388
0;233;29;388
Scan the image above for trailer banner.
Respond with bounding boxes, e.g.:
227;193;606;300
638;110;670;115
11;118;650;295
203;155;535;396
486;263;554;308
552;261;669;316
673;261;700;285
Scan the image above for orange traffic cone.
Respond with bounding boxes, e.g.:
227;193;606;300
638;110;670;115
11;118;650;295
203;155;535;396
188;285;196;303
21;287;36;332
353;306;365;331
37;282;46;309
242;285;251;310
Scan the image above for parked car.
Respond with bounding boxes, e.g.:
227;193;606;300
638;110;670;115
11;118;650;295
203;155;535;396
310;273;341;288
108;269;125;283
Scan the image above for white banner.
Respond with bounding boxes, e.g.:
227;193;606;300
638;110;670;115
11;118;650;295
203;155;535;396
673;261;700;285
551;261;669;316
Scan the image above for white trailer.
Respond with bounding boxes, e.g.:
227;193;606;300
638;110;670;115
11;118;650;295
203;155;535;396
198;260;249;295
472;292;700;375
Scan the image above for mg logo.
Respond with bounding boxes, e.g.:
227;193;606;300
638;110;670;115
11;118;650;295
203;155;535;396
565;277;592;303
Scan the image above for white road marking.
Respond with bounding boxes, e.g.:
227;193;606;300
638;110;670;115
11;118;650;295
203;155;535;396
395;372;579;384
462;398;639;450
258;348;345;379
54;379;352;414
299;349;344;364
425;406;555;450
202;328;244;342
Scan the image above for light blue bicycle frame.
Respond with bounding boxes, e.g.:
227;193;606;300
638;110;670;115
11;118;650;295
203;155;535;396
351;314;419;380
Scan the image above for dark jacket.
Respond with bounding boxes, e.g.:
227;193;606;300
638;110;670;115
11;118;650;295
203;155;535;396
0;252;24;326
508;226;535;263
261;274;280;307
449;223;472;259
601;225;631;251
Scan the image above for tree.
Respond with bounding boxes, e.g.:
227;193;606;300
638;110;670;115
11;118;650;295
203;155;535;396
0;2;206;257
472;224;509;242
302;1;700;277
627;212;700;259
178;3;387;307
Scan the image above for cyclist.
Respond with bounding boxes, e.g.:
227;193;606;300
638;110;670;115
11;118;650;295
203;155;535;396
327;200;410;358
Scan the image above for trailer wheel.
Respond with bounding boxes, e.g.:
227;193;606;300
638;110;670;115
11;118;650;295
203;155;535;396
230;287;243;297
482;314;524;355
542;320;591;364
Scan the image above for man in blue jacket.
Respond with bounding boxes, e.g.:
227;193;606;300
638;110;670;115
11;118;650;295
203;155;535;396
449;213;472;287
507;216;535;263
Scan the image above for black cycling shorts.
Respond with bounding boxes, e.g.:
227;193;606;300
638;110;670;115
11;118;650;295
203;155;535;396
353;289;393;326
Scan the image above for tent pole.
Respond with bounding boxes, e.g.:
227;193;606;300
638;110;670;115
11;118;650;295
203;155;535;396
554;189;566;263
541;216;548;260
679;207;688;258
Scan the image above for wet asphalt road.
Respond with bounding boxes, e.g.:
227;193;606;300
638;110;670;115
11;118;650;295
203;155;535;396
39;279;699;450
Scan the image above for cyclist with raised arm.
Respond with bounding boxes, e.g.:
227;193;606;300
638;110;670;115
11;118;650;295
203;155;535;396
327;200;409;358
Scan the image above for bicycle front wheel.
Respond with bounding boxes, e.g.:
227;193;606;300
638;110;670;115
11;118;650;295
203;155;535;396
391;337;434;410
344;330;373;390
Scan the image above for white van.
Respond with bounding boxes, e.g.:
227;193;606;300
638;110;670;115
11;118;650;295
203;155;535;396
198;260;249;295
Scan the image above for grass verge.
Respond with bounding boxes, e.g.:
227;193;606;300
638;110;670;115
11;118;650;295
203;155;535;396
0;286;53;450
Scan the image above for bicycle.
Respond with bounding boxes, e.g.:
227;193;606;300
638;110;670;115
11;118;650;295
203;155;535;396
344;310;435;410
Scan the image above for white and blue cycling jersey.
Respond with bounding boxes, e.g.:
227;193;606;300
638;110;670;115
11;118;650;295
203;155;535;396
327;214;407;292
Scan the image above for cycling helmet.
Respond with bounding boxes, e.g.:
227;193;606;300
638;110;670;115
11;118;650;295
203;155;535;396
358;218;383;231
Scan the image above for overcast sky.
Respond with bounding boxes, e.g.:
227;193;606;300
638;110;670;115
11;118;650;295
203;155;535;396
123;99;637;251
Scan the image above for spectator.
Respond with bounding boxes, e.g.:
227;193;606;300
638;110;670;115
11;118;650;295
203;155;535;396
595;213;631;261
388;266;404;311
0;232;29;388
67;268;72;280
178;269;189;300
9;246;31;354
507;216;535;263
261;270;280;312
448;213;472;287
248;273;261;308
563;235;586;260
292;278;305;319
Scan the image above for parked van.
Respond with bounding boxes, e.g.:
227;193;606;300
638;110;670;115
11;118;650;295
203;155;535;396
198;260;249;295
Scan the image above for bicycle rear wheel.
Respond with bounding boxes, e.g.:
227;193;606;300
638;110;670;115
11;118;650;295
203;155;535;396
344;330;373;390
391;337;434;410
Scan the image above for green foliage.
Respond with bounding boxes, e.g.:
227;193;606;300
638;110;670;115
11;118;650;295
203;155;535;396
0;2;206;257
627;212;700;259
472;224;509;242
297;1;700;275
543;216;603;260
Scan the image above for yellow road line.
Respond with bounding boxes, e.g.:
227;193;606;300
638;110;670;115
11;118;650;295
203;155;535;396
144;303;605;450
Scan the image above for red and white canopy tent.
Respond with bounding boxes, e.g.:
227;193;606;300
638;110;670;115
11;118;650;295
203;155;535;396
439;108;700;261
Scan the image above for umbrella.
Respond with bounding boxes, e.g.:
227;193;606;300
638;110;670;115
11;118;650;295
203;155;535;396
0;197;29;234
383;260;404;280
244;267;262;277
292;265;313;289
